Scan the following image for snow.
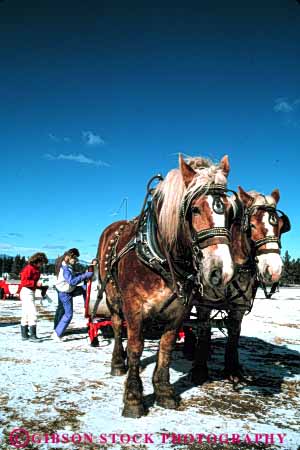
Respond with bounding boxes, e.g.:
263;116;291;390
0;287;299;450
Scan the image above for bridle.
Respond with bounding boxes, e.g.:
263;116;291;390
242;204;290;257
180;183;236;254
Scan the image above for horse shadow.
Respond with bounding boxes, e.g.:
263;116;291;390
142;335;300;408
40;326;90;342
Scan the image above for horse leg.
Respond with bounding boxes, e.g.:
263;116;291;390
152;327;179;409
122;317;144;418
224;308;245;382
191;309;211;385
111;310;126;376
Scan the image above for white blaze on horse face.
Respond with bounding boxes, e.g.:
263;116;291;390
201;196;234;287
207;196;226;227
202;244;234;286
256;212;283;282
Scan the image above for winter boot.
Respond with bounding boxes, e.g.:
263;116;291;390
21;325;29;341
29;325;40;342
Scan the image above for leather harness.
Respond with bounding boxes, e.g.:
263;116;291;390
92;177;289;320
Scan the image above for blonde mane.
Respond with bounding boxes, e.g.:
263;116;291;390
153;157;228;249
240;190;277;207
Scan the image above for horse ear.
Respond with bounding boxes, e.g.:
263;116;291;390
271;188;280;204
238;186;254;207
179;154;196;187
220;155;230;176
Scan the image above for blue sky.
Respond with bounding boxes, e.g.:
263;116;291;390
0;0;299;261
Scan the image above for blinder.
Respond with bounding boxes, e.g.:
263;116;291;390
181;184;234;252
241;205;290;255
278;210;291;234
227;190;243;226
243;205;291;235
180;184;226;220
181;184;241;223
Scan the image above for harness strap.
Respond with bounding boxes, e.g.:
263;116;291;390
256;248;281;256
158;292;178;314
197;236;231;250
110;238;137;267
91;238;137;320
231;279;250;303
193;227;231;243
254;236;281;249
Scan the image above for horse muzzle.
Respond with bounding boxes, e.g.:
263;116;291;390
257;253;283;283
202;254;234;289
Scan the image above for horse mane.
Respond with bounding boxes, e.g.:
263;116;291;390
153;156;228;249
240;190;277;207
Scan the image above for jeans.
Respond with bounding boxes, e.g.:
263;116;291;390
55;286;86;338
54;297;65;329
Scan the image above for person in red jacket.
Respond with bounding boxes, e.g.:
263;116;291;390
20;252;48;342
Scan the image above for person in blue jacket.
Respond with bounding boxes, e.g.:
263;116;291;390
53;248;79;330
52;248;93;341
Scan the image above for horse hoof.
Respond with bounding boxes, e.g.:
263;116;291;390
223;367;245;383
122;403;144;418
156;396;178;409
111;366;127;376
225;374;245;384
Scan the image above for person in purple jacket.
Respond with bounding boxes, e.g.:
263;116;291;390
52;248;93;342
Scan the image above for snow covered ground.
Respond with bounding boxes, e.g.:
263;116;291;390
0;287;299;450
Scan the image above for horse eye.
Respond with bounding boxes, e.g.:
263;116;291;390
250;223;256;229
191;206;200;215
269;213;278;226
213;198;224;214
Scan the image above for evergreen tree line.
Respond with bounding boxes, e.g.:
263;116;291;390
280;251;300;285
1;251;300;285
0;255;86;279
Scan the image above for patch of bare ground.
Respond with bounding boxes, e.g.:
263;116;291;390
77;379;106;389
0;393;9;409
177;385;267;420
265;321;300;329
51;377;106;394
178;380;300;426
35;307;54;321
0;398;85;449
0;356;31;364
0;316;21;323
273;336;300;345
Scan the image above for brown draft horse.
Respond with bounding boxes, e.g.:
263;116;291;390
190;187;291;385
97;155;236;417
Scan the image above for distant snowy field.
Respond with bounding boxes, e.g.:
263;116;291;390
0;287;299;450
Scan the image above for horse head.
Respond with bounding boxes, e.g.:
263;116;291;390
178;155;235;290
238;186;291;283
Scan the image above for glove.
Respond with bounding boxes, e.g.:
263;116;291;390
83;271;94;281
